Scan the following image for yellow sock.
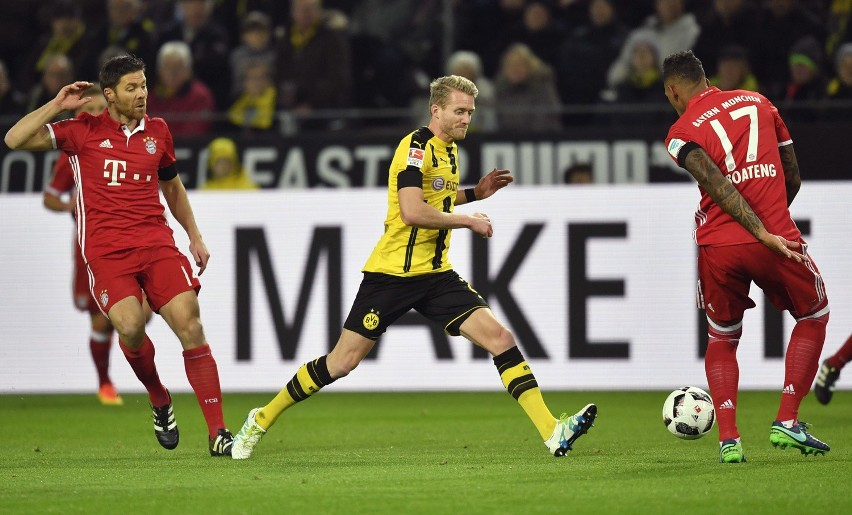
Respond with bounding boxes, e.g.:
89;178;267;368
518;389;557;439
494;346;556;439
256;355;335;430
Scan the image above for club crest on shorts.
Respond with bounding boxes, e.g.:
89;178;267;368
362;309;380;330
431;177;445;191
143;136;157;154
99;289;109;307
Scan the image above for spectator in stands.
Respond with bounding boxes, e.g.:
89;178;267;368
755;0;825;99
276;0;352;131
0;60;26;120
19;0;88;91
494;43;562;133
497;1;567;69
348;0;442;77
226;61;277;133
80;0;157;80
26;54;74;121
446;51;497;132
0;1;38;85
827;43;852;101
455;0;528;76
782;36;827;122
556;0;628;111
229;11;276;99
606;0;700;89
157;0;231;109
208;0;289;42
147;41;216;137
202;137;259;190
785;36;827;104
563;162;594;184
608;38;664;104
691;0;760;78
826;0;852;63
710;45;759;92
347;1;424;114
604;37;671;125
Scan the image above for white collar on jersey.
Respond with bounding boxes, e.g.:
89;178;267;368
120;117;146;138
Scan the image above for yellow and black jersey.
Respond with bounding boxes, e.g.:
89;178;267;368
363;127;461;276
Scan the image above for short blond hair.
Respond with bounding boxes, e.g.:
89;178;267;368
429;75;478;108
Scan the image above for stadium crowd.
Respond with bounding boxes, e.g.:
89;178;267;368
1;0;850;136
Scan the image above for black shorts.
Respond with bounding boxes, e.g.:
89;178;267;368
343;270;489;339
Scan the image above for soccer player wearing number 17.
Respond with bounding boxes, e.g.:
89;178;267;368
231;75;598;460
4;55;233;456
663;51;830;463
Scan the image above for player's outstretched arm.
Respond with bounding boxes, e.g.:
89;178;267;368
778;144;801;207
160;175;210;275
4;81;93;150
683;147;807;263
456;168;513;205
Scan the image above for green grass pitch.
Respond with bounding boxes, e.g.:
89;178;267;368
2;391;850;514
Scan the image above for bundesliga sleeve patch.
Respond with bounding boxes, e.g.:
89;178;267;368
667;138;688;160
407;148;424;168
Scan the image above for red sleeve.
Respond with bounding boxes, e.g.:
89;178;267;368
47;155;75;194
768;101;792;144
48;115;87;154
157;119;177;169
665;123;695;165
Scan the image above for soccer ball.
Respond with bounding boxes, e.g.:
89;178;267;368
662;386;715;440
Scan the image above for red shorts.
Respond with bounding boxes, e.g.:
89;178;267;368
73;240;100;314
697;241;828;323
86;245;201;315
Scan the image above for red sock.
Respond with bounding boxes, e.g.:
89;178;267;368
827;333;852;369
183;344;225;439
705;324;741;442
89;330;113;387
119;336;170;406
777;314;828;422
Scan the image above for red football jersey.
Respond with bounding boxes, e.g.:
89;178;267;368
47;110;177;261
46;152;75;197
665;87;800;246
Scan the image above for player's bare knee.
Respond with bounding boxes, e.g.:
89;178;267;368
174;317;205;347
113;320;145;346
492;325;516;354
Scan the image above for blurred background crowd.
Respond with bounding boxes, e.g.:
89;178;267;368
1;0;850;139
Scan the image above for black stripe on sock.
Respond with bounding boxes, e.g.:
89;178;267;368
507;375;539;400
306;360;323;388
287;376;308;402
314;355;335;386
493;346;524;373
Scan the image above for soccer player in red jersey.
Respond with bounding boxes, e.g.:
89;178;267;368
43;84;156;406
814;334;852;404
5;55;233;456
663;51;830;462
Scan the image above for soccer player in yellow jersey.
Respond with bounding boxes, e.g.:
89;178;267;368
232;75;598;459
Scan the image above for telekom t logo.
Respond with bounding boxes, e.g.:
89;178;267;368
103;159;153;186
104;159;127;186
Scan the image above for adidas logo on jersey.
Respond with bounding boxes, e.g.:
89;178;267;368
99;139;113;148
782;383;796;395
718;399;735;410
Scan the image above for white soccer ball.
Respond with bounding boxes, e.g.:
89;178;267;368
662;386;715;440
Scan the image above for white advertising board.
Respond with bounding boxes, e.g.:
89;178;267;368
1;184;850;393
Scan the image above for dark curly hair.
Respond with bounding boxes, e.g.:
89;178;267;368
662;50;705;85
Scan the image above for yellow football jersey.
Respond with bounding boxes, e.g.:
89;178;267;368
363;127;461;276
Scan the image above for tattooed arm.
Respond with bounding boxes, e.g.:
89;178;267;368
682;146;806;263
778;144;801;206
